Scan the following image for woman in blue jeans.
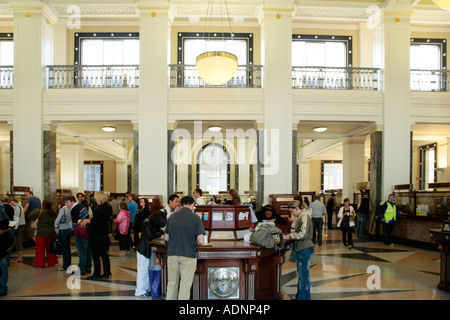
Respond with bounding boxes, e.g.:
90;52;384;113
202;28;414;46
288;199;314;300
55;196;76;271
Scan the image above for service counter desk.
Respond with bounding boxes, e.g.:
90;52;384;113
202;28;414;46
150;238;292;300
430;220;450;292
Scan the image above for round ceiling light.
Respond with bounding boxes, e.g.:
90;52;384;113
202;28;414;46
208;125;222;132
432;0;450;10
313;127;328;133
102;126;117;132
196;51;238;85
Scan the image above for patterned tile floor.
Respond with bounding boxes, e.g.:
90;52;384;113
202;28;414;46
1;228;449;300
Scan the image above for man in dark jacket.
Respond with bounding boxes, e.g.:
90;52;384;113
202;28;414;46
326;193;336;229
0;202;15;297
135;210;167;298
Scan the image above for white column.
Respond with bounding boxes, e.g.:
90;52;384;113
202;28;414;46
60;139;84;194
115;160;129;193
0;143;10;194
299;161;310;192
259;2;294;201
137;2;171;201
376;4;413;199
342;138;366;200
11;4;55;198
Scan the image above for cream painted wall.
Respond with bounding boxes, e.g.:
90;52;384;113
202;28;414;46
102;160;116;193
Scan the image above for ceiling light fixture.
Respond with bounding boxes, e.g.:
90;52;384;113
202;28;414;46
313;127;327;133
195;0;238;85
432;0;450;10
102;126;117;132
208;125;222;132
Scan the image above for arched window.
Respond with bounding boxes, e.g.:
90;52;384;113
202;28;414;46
197;143;229;195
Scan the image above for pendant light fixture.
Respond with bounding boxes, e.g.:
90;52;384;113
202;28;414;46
195;0;238;85
432;0;450;10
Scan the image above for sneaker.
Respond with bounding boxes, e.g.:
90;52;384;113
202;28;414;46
58;267;66;271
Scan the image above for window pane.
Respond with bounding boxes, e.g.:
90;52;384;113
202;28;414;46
199;144;228;194
293;40;347;67
410;44;441;70
323;163;343;190
426;149;435;185
81;39;139;65
0;41;14;66
84;164;101;191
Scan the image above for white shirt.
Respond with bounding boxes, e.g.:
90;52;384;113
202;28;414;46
195;197;206;205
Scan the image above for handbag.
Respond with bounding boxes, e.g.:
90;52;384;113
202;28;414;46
30;209;42;229
49;238;62;255
74;221;90;238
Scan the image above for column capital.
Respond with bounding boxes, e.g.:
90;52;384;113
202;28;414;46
10;1;57;24
258;3;294;24
136;0;173;22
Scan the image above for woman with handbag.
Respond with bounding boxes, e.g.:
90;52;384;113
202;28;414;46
337;198;356;249
54;196;75;271
28;200;58;268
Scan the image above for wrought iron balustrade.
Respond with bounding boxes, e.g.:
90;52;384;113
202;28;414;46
0;66;13;89
47;65;139;88
410;69;449;92
292;66;380;90
169;64;263;88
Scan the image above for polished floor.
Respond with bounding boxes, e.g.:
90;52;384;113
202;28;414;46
1;228;449;301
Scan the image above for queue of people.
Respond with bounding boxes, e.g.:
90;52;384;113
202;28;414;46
0;187;402;301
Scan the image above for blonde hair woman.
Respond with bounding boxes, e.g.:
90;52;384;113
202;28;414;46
288;199;314;300
80;190;113;280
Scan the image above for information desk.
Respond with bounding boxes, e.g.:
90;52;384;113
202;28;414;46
430;220;450;292
150;238;291;300
194;205;254;241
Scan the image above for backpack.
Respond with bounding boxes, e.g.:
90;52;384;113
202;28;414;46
250;223;284;250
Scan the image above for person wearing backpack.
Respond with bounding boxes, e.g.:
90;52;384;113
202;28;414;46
288;199;314;300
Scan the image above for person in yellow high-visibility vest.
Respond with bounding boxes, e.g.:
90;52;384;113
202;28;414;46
378;194;404;246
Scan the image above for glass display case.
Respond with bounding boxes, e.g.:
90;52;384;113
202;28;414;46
415;191;450;217
393;191;415;215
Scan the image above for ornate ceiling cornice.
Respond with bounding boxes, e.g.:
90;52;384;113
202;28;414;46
0;2;448;24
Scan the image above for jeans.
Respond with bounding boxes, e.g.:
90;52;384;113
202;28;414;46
312;218;324;245
0;252;10;296
356;213;367;239
296;246;314;300
58;229;72;270
75;236;92;273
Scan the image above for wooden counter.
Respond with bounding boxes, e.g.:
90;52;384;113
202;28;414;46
150;238;291;300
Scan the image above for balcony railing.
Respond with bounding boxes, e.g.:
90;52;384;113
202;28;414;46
410;69;449;92
292;66;380;90
169;64;263;88
47;65;140;89
0;66;13;89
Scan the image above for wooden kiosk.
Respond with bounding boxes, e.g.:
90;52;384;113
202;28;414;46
150;204;291;300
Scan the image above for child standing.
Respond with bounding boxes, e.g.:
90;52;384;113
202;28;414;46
114;202;130;256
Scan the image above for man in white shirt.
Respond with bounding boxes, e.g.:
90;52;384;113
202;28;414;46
193;189;206;205
164;194;180;219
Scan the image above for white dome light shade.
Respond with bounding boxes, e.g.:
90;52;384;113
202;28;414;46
196;51;238;85
208;125;222;132
313;127;328;133
102;126;117;132
433;0;450;10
